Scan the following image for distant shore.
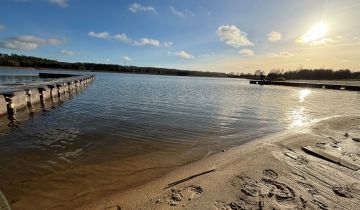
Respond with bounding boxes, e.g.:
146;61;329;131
82;116;360;210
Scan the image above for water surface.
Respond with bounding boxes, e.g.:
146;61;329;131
0;68;360;209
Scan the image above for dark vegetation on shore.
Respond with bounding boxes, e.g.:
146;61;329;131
1;53;359;80
0;53;234;78
266;69;360;81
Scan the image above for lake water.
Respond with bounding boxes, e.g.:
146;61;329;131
0;69;53;90
1;68;360;209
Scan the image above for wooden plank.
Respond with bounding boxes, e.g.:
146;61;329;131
302;146;360;171
0;191;10;210
165;169;216;189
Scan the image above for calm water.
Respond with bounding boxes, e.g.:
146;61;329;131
0;69;53;90
1;68;360;209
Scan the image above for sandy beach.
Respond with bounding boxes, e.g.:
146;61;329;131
82;116;360;210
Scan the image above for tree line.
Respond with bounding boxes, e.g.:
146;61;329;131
266;69;360;81
0;53;232;78
1;53;359;80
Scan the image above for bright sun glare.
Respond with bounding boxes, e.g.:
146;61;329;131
299;89;311;102
298;21;330;44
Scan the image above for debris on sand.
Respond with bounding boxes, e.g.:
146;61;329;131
333;186;353;198
302;146;360;171
352;137;360;142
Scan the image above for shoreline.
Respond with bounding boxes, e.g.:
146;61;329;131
0;66;239;79
81;115;360;210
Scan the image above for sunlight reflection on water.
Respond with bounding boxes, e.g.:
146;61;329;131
299;89;311;103
289;89;312;127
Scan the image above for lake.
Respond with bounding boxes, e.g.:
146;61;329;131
1;68;360;209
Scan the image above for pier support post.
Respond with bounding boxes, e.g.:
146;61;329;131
5;91;28;112
68;81;75;90
48;85;59;100
0;95;7;116
57;83;68;95
39;86;51;101
25;88;41;106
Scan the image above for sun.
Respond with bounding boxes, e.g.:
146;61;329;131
297;21;330;44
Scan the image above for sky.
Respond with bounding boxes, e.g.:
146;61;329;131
1;0;360;73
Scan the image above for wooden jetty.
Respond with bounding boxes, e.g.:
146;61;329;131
250;80;360;91
0;73;95;117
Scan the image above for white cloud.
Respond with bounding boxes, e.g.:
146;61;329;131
170;6;184;17
115;33;169;47
122;56;131;61
268;31;282;42
129;3;156;13
0;24;6;32
88;31;170;48
169;6;193;17
163;41;173;48
114;33;131;43
48;38;63;45
267;51;294;58
217;25;253;48
88;31;110;39
239;49;254;56
0;35;63;50
48;0;68;8
297;37;334;46
134;38;160;47
61;49;74;55
174;50;194;59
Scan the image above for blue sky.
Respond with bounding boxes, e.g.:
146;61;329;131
1;0;360;73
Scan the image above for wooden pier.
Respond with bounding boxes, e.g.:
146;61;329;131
250;80;360;91
0;73;95;117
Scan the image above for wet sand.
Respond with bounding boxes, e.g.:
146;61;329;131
83;116;360;210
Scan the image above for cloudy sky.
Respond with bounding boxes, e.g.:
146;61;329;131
1;0;360;73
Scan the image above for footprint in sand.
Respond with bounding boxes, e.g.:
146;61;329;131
261;178;296;203
213;200;244;210
153;185;203;207
230;176;261;197
312;199;330;210
229;171;303;209
297;181;319;196
103;205;121;210
262;169;278;180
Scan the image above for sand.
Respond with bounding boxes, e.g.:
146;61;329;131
82;116;360;210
